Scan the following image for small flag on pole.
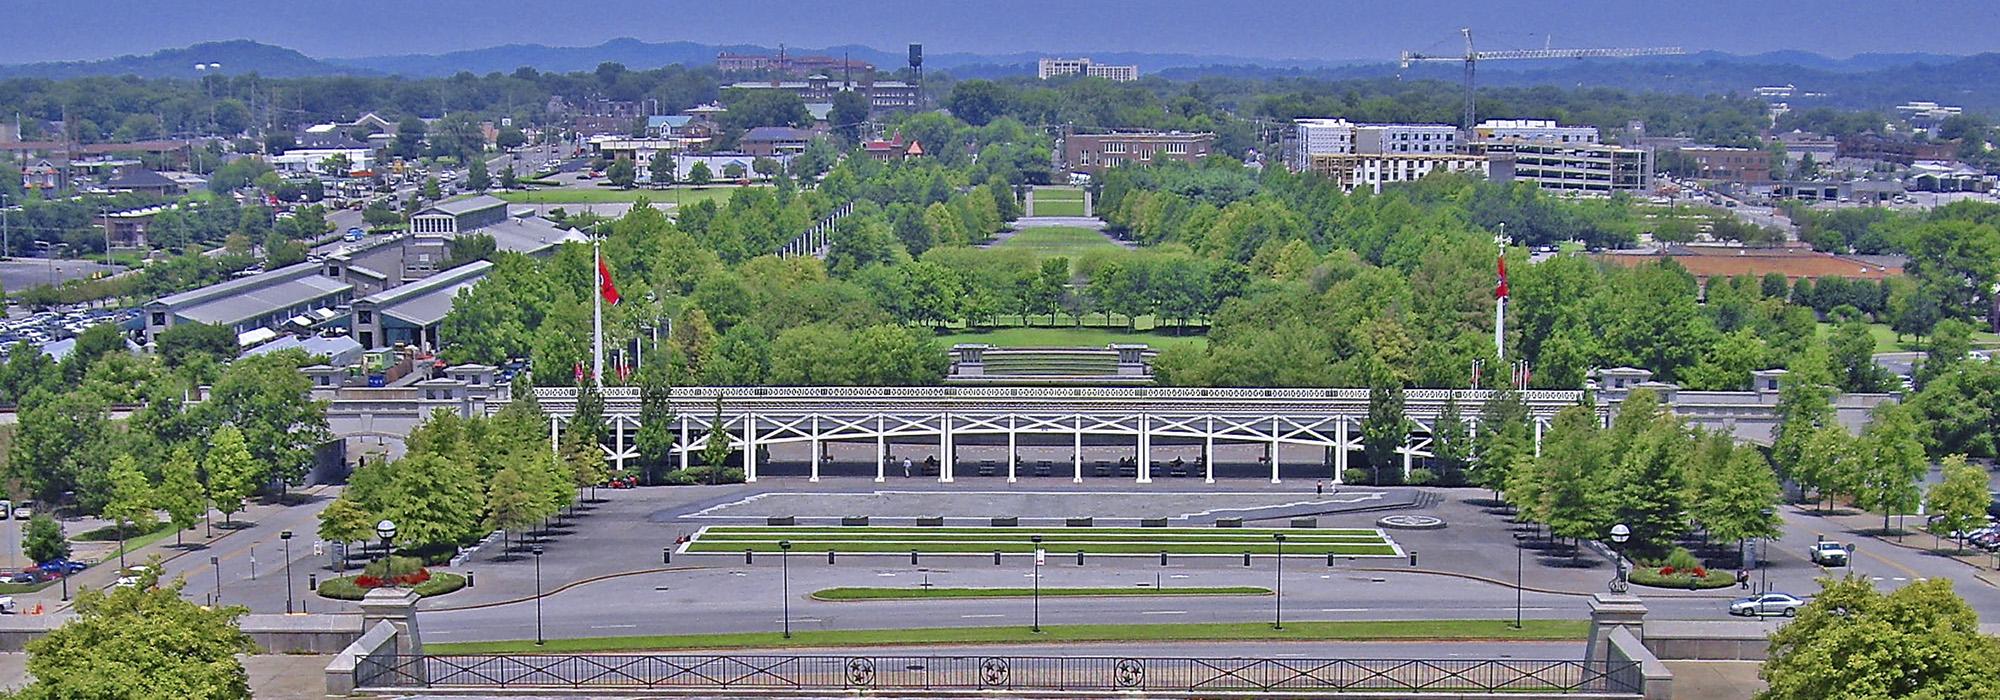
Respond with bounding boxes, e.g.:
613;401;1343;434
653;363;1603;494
1494;255;1510;299
573;362;586;382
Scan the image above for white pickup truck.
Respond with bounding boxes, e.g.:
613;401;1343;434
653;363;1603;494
1809;541;1849;567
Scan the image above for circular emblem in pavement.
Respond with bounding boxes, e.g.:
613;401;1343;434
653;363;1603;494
1377;514;1446;530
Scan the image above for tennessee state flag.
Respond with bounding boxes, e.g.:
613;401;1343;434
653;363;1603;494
1494;254;1510;300
597;254;621;306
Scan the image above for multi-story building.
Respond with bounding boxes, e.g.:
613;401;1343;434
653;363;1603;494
1895;101;1963;132
1355;123;1459;155
716;50;873;76
1037;57;1140;82
1839;133;1957;165
724;74;919;112
1773;131;1840;165
1477;142;1652;195
1061;131;1214;175
1678;146;1772;185
739;126;814;158
1290;119;1355;170
1305;153;1487;194
1471;119;1599;145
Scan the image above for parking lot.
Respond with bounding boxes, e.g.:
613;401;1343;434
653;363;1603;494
0;306;136;358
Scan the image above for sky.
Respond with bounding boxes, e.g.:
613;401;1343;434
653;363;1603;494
7;0;1999;64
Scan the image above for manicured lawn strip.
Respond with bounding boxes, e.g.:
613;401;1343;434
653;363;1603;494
694;535;1387;545
994;226;1118;255
494;186;761;206
686;541;1399;555
702;527;1381;536
1032;188;1086;199
428;619;1588;654
1032;201;1087;217
814;586;1270;600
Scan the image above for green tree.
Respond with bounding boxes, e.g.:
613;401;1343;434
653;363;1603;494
830;90;872;142
7;388;112;510
467;157;491;192
1698;445;1782;564
701;398;733;484
1612;413;1694;558
378;452;486;552
606;155;637;189
483;463;546;557
647;154;674;188
1359;366;1411;484
101;454;153;570
12;570;254;700
1431;392;1474;484
1854;402;1928;533
23;514;68;565
1537;406;1610;554
156;446;206;547
687;160;712;186
314;496;374;573
1796;425;1859;511
155;321;238;370
1926;454;1990;552
633;367;677;484
203;425;256;525
1760;577;2000;700
422;176;441;201
193;352;330;492
499;164;518;190
1473;388;1534;497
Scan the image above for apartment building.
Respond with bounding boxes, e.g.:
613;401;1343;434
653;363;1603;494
1680;146;1773;185
1062;131;1213;175
1472;119;1599;145
1037;57;1140;82
1478;141;1653;195
1305;153;1488;194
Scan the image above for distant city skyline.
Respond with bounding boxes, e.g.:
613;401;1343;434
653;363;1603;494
7;0;1998;65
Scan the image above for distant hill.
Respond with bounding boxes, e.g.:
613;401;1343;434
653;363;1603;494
3;38;1993;114
0;40;357;79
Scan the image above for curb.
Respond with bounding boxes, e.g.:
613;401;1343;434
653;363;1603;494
1347;567;1740;600
423;565;716;613
808;589;1273;602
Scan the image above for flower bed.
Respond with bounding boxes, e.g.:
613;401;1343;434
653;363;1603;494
1627;565;1739;590
317;572;467;601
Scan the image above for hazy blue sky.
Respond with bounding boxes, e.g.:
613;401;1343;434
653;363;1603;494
8;0;1998;63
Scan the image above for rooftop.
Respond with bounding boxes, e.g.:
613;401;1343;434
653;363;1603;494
360;260;493;327
484;215;587;255
419;195;509;218
151;262;351;326
741;126;814;142
1596;247;1903;281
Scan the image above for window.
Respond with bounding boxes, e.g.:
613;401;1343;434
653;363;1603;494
151;312;165;325
358;310;372;324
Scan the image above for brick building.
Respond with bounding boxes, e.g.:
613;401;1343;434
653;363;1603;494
1061;131;1214;175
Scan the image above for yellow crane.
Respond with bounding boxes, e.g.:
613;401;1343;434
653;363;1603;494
1400;28;1685;129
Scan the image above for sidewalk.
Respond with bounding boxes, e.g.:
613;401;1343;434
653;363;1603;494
1790;504;1998;588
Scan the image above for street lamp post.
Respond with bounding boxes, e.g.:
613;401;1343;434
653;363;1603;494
532;545;545;646
375;520;397;566
1030;535;1044;633
779;540;793;639
1609;523;1631;593
209;555;220;605
1272;533;1286;630
280;530;295;614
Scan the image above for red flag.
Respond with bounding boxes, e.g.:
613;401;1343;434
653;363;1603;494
597;254;622;306
1494;255;1510;299
573;362;586;382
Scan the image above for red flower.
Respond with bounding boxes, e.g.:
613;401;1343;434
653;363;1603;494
1659;566;1676;576
354;575;383;588
1693;567;1708;578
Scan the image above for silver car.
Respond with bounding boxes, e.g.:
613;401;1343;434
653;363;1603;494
1730;592;1803;617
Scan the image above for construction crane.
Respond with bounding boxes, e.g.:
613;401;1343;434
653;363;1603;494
1400;29;1684;130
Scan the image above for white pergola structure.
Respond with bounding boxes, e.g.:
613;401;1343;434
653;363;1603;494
531;387;1583;484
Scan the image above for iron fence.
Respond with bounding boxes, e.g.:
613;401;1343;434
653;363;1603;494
358;653;1643;695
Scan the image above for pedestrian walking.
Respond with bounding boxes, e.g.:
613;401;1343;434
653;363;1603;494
1316;480;1324;496
902;458;912;479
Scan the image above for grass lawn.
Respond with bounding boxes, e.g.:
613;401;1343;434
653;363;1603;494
1815;321;2000;353
427;619;1588;654
1031;187;1087;217
494;186;761;207
685;526;1400;557
935;326;1207;352
995;226;1120;256
815;586;1270;600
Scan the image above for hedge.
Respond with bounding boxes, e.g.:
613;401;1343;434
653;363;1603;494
317;572;467;601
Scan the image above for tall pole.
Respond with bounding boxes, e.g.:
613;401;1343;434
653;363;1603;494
1514;538;1524;629
1272;533;1285;630
533;546;545;645
281;530;295;614
1031;535;1043;633
1494;222;1507;360
592;235;604;388
779;540;793;639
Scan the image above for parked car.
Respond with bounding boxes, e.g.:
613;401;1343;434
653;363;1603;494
1809;541;1849;567
1730;592;1804;617
6;570;39;584
11;506;30;521
36;559;85;576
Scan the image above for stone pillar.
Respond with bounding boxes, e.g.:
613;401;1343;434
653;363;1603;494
358;588;424;657
809;415;821;483
1583;593;1649;665
1334;419;1349;482
875;416;887;483
744;414;758;483
1007;415;1018;483
1072;415;1083;483
1137;413;1152;483
1203;417;1215;484
679;415;691;471
939;413;953;483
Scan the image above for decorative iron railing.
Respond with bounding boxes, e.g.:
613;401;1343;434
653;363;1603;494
358;653;1643;695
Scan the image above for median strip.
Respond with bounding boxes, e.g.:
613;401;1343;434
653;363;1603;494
812;586;1271;601
426;619;1589;655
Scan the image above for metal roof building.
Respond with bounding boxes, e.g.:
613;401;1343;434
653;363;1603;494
143;262;354;342
350;260;493;351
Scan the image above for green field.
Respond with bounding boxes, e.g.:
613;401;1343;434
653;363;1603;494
1031;187;1087;217
994;226;1121;256
936;326;1207;352
814;586;1270;600
428;619;1589;654
494;186;761;206
1816;321;2000;354
684;526;1401;557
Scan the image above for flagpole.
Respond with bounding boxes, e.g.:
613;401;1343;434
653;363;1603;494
593;234;604;388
